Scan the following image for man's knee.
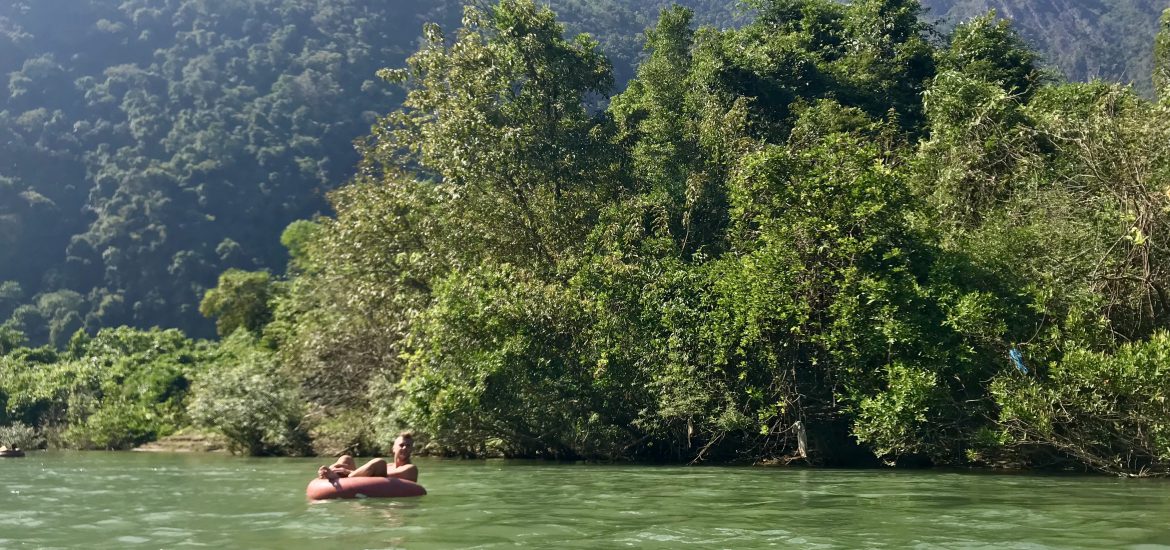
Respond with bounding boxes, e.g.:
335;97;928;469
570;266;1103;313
351;457;388;477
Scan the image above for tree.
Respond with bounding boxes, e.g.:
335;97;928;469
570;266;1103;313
279;220;321;274
922;0;1165;98
0;324;26;355
607;6;748;258
994;332;1170;476
938;11;1042;101
834;0;935;131
0;282;22;321
372;0;615;271
199;269;276;337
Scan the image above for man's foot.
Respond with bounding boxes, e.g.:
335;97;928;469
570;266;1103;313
317;466;339;481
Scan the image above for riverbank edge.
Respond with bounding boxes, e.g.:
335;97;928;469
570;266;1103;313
132;429;228;453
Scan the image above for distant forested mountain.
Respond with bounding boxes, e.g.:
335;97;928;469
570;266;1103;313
0;0;454;344
0;0;1165;345
923;0;1168;96
0;0;738;345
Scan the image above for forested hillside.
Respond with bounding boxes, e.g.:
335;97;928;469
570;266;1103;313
922;0;1168;96
0;0;452;344
0;0;740;346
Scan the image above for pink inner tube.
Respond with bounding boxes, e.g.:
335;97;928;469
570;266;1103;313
306;476;427;500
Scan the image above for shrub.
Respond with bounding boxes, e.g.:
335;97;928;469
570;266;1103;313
0;327;205;449
0;420;41;449
188;333;312;456
307;407;379;457
63;399;166;450
994;332;1170;476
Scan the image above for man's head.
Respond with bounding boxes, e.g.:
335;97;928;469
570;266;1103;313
392;431;414;464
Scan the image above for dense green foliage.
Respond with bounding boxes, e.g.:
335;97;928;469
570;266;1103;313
4;0;1170;476
0;327;208;449
0;0;431;343
187;331;312;456
240;0;1170;474
0;324;314;454
198;269;278;337
994;333;1170;476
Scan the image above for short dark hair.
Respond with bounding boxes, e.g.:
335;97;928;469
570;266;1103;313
397;430;414;439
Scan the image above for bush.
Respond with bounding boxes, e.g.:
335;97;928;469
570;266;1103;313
0;421;41;449
0;327;205;449
62;399;165;450
397;263;601;458
994;332;1170;476
307;407;380;457
188;333;312;456
853;363;940;456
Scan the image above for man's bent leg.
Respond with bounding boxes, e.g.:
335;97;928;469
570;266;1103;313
331;455;358;470
349;458;388;477
318;455;359;480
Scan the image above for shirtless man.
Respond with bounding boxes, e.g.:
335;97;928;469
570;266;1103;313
317;431;418;483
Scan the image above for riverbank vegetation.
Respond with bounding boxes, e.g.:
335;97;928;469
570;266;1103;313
4;0;1170;477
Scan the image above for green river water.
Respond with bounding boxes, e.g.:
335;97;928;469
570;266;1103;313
2;451;1169;549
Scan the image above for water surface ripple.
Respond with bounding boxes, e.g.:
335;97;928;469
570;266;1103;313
2;452;1169;548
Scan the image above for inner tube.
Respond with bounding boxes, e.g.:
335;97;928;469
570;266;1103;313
306;476;427;500
0;449;25;458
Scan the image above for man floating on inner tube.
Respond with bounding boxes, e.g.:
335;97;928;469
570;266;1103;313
317;431;419;483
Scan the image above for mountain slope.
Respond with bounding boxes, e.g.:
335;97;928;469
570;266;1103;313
923;0;1168;95
0;0;739;345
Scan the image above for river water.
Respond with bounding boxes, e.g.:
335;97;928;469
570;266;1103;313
2;451;1169;548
